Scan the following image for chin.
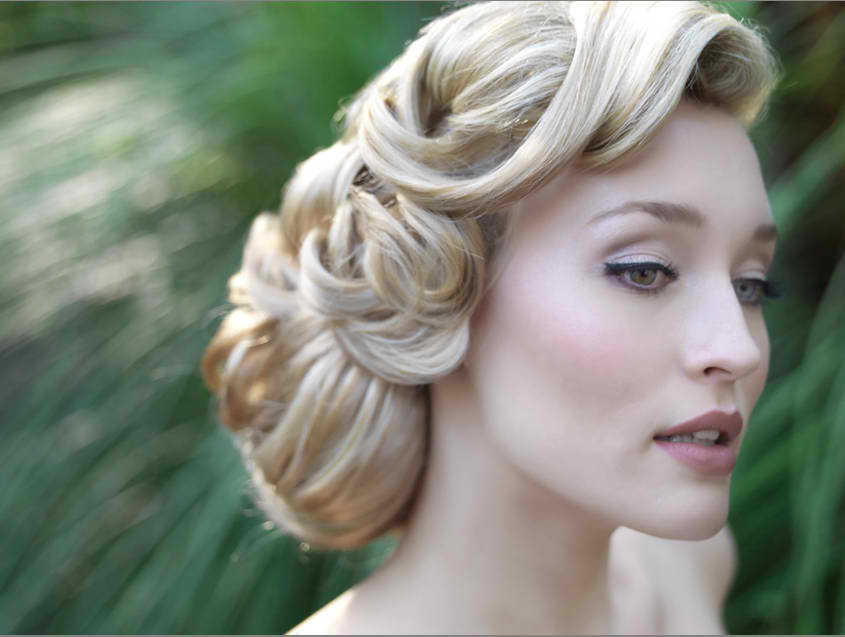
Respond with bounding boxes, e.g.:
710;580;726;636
623;493;731;541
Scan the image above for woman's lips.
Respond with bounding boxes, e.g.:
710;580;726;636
653;438;737;475
653;410;743;475
655;409;744;444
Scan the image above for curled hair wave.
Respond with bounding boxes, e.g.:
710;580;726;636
201;0;779;549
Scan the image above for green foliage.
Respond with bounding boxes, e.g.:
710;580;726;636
715;4;845;634
0;2;842;634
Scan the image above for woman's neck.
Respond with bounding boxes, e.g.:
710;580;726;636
345;368;616;634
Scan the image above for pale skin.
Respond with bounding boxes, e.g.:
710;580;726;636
290;100;776;634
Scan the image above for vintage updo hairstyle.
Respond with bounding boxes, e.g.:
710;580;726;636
201;1;778;549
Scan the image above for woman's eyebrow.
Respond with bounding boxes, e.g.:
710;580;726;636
585;199;779;243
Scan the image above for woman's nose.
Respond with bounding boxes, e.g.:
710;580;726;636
682;282;764;383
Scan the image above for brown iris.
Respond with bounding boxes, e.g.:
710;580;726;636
629;268;658;286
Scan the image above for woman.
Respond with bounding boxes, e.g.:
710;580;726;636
201;1;780;633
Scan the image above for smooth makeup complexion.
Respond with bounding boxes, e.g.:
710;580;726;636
301;100;777;634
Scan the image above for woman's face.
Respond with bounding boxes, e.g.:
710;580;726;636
465;100;777;539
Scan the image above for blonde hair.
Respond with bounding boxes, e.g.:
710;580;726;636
201;1;778;550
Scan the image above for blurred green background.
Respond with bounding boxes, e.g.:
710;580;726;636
0;2;842;634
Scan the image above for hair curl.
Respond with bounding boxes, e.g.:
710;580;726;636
201;1;779;550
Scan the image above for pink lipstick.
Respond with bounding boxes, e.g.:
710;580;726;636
653;410;743;476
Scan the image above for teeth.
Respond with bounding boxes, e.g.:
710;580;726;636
663;435;716;445
692;429;721;441
655;429;723;445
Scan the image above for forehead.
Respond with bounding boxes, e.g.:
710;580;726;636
515;101;774;239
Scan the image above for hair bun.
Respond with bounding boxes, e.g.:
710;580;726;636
202;210;431;549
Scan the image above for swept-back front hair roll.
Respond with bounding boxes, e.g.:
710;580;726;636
201;1;778;549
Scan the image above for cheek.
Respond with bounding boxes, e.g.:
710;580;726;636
470;254;657;424
465;253;656;510
528;306;638;406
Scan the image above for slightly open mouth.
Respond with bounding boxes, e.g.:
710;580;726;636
653;433;730;446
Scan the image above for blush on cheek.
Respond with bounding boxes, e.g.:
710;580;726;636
484;261;648;408
470;242;648;418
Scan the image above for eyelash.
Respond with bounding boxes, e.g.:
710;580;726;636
603;260;784;307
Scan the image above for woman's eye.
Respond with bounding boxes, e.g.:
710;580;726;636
734;278;783;306
734;279;760;304
603;261;678;294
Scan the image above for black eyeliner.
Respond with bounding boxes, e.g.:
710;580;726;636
604;261;679;280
